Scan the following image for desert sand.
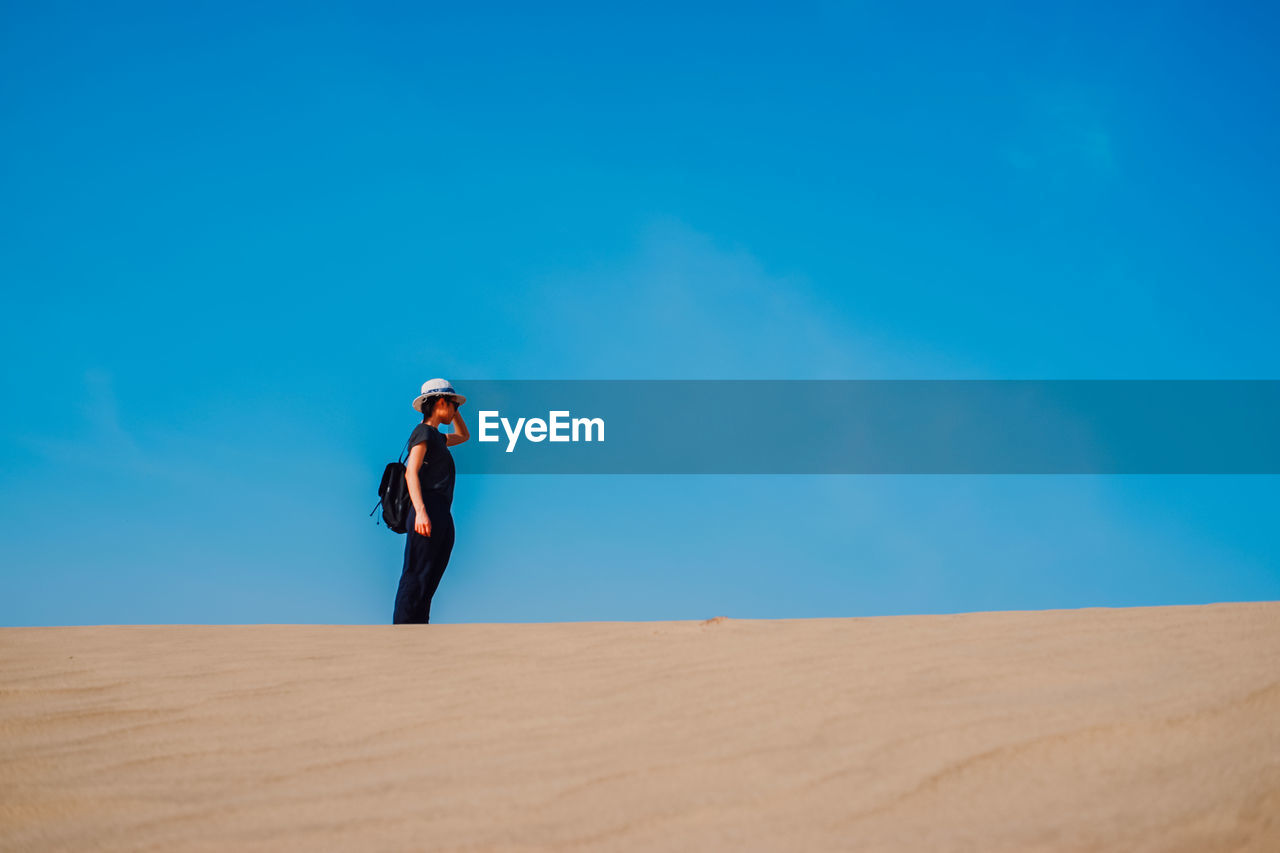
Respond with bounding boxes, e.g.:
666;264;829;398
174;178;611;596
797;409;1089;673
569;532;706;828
2;602;1278;851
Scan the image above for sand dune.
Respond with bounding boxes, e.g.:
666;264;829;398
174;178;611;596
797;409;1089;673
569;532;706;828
2;603;1278;851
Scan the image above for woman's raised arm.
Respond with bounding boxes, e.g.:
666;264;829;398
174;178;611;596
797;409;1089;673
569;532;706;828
447;409;470;446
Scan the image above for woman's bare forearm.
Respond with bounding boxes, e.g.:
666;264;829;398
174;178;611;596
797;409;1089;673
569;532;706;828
451;410;470;443
406;469;425;515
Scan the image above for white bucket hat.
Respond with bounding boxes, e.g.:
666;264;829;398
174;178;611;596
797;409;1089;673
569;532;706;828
412;378;466;413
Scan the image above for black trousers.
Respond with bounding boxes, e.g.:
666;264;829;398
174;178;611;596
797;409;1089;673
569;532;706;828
393;499;455;624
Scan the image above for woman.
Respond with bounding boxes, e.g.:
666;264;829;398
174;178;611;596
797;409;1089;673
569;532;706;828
393;378;470;625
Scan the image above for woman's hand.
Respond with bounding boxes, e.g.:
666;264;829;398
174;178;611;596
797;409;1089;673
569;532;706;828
415;508;432;537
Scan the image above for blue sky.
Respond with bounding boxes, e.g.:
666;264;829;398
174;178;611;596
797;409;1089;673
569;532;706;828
2;1;1277;625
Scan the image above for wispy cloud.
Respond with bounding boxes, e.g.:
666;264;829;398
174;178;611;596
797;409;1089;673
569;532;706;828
503;218;959;378
13;368;198;486
1004;85;1118;178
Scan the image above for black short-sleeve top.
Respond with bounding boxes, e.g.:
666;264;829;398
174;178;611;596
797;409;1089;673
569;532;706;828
407;423;456;508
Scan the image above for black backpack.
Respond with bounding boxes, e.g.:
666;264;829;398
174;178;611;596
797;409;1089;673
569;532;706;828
370;436;412;533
